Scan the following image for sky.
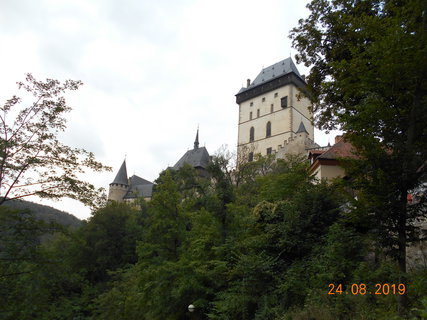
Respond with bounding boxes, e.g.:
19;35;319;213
0;0;339;220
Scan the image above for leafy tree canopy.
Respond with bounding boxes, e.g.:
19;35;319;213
290;1;427;312
0;74;110;209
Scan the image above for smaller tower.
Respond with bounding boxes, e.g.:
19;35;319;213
295;121;309;138
108;159;129;202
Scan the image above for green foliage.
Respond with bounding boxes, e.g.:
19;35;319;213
2;152;425;319
92;267;144;320
78;202;143;283
0;205;87;319
290;2;427;313
290;0;427;137
207;156;344;319
139;170;186;262
256;155;311;202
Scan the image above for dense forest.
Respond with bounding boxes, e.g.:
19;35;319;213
1;155;426;319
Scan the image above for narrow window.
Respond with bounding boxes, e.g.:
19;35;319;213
257;109;260;117
248;152;254;162
281;96;288;108
262;97;265;102
274;92;278;98
266;121;271;137
250;111;252;120
250;102;253;107
249;127;254;142
270;104;274;113
267;147;272;155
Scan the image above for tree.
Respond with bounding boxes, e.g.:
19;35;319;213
0;74;110;209
290;0;427;312
0;206;81;320
79;202;143;283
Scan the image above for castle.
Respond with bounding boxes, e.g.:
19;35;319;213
108;129;210;202
109;57;326;202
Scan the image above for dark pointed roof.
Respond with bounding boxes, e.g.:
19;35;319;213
194;128;199;149
173;146;210;170
111;160;128;185
296;121;308;134
129;175;152;186
173;130;210;170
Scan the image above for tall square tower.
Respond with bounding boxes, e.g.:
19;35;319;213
235;57;313;161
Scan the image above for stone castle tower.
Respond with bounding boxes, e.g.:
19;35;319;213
108;160;154;202
108;160;129;202
235;57;316;161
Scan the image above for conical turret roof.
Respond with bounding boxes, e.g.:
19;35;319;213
111;160;128;185
296;121;308;134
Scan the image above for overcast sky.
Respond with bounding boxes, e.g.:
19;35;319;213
0;0;339;220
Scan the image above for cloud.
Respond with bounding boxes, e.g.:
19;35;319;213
59;121;107;158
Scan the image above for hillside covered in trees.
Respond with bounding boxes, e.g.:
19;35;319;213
3;199;82;229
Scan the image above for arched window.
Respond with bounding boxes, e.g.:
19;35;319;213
249;127;254;142
266;121;271;137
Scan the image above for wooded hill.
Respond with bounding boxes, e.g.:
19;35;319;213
3;199;81;229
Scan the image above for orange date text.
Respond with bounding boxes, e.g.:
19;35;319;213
328;283;406;295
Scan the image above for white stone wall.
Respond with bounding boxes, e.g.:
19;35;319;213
314;164;346;181
237;83;313;157
292;90;314;138
108;184;128;202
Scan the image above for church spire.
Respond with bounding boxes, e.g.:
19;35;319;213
194;127;199;149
